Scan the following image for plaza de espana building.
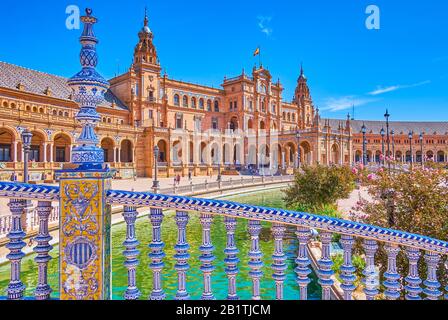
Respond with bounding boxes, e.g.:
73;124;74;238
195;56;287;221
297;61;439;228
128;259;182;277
1;13;447;182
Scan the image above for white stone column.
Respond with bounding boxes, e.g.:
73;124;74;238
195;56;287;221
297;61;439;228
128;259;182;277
281;151;285;170
13;141;18;162
49;143;54;162
43;143;47;163
113;147;117;163
118;148;121;163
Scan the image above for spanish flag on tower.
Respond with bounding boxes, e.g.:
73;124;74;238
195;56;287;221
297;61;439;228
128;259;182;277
253;47;260;56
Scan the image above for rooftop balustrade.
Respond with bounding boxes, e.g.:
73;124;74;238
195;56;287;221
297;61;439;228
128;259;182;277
0;180;447;300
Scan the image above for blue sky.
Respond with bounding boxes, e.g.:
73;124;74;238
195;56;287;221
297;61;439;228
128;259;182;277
1;0;447;121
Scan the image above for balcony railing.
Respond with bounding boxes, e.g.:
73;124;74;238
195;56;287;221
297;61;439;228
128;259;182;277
0;180;447;300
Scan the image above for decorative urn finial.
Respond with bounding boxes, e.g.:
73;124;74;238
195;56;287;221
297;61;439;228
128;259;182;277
67;8;110;169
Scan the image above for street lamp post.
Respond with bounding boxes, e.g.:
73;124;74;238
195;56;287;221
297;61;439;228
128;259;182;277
21;129;33;183
419;133;424;167
361;123;367;166
409;131;414;170
384;110;391;172
217;152;222;183
21;129;33;233
296;130;301;169
152;146;160;192
380;127;385;167
391;130;395;168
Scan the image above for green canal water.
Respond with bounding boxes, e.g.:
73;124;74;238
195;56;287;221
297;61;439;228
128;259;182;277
0;188;321;300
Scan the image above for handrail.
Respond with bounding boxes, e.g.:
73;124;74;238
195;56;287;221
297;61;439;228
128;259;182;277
0;181;447;254
106;189;448;255
0;182;59;201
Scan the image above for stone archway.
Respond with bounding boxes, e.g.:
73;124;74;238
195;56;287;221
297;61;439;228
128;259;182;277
157;140;168;162
331;144;339;165
0;127;17;162
300;141;312;165
54;133;72;163
101;137;115;163
120;140;133;163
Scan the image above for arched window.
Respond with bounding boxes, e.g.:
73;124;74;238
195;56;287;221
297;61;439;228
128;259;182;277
53;110;57;116
199;98;204;109
64;112;69;117
173;94;180;106
214;100;219;112
26;105;31;111
191;97;197;108
2;101;8;108
182;95;188;107
58;111;63;116
39;107;44;114
10;103;16;109
292;113;295;121
207;100;212;111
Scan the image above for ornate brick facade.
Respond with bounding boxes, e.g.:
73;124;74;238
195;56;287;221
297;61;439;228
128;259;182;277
0;11;446;182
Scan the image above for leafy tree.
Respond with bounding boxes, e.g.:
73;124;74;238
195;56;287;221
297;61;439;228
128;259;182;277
283;164;356;214
351;167;448;294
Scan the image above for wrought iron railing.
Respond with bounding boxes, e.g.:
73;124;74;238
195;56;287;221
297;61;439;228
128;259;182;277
0;180;447;300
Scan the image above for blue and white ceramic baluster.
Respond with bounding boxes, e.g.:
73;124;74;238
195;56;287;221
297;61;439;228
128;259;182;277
199;213;215;300
122;206;141;300
445;257;448;300
271;223;287;300
404;247;422;300
6;199;26;300
174;211;190;300
149;208;166;300
423;252;442;300
248;220;263;300
362;239;379;300
295;226;311;300
224;216;239;300
318;231;334;300
340;235;356;300
383;244;401;300
33;201;53;300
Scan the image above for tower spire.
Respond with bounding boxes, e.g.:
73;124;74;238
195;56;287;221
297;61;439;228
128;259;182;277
144;6;148;27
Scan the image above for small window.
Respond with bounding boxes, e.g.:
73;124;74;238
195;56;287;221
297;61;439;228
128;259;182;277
2;101;8;108
176;114;183;129
174;94;180;106
191;97;197;109
199;98;204;109
207;100;212;111
214;100;219;112
182;96;188;107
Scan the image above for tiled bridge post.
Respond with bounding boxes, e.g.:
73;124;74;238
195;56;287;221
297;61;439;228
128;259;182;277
58;170;113;300
58;7;113;300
